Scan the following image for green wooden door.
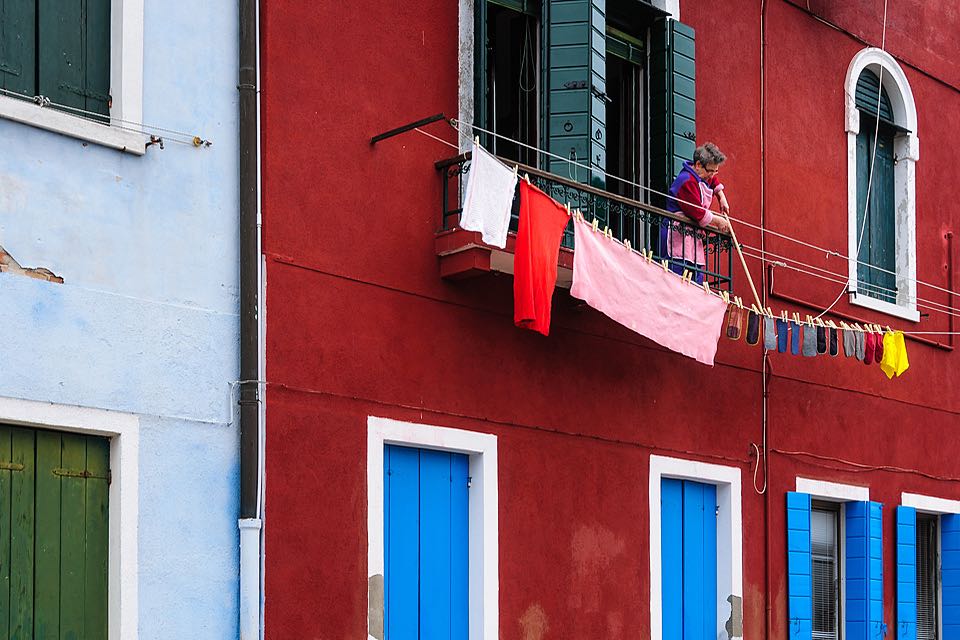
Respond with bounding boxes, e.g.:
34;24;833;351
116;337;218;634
545;0;606;188
0;425;109;640
650;18;696;206
856;116;897;303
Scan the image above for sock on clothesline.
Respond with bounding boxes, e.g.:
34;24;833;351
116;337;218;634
816;326;827;354
843;329;856;357
725;305;743;341
764;316;777;350
855;330;865;360
829;328;839;356
746;311;760;345
776;319;788;353
864;332;876;365
802;324;818;357
790;321;801;355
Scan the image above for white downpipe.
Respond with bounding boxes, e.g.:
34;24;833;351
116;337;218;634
239;518;263;639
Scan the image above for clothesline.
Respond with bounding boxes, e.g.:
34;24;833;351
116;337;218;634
446;118;956;301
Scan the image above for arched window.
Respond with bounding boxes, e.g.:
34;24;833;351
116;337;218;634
844;49;919;320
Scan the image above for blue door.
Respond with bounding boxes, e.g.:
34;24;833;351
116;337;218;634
662;478;718;640
384;445;469;640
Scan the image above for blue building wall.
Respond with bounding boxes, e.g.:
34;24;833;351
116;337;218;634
0;1;240;636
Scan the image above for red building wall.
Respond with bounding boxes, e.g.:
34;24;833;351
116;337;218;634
260;0;960;637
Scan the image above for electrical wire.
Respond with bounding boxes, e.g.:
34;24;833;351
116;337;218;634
0;86;212;147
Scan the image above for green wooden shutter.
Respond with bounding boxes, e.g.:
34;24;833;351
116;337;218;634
855;120;897;303
474;0;489;142
856;70;895;126
0;0;37;97
650;18;696;206
38;0;111;117
546;0;606;188
0;425;109;640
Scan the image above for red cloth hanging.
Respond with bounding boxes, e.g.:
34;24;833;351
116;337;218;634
514;181;571;335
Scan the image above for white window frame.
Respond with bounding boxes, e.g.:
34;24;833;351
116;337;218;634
797;478;871;640
366;416;498;640
0;0;147;154
0;394;139;640
844;47;919;321
649;455;744;640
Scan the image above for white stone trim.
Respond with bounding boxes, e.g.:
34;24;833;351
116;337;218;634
458;0;474;153
649;455;743;640
796;477;869;503
844;48;918;319
0;0;146;154
651;0;680;20
901;492;960;515
0;395;139;640
367;416;498;640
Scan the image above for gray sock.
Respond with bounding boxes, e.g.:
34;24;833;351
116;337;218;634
802;323;818;356
764;316;777;350
855;330;866;360
843;329;856;357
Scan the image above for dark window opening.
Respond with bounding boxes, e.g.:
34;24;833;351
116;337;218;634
812;502;841;640
485;2;540;166
917;514;939;640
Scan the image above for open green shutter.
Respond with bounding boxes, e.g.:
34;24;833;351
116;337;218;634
0;0;37;96
546;0;606;188
38;0;111;116
650;18;696;206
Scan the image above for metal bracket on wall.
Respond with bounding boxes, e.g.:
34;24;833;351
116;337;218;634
370;113;449;145
0;461;24;471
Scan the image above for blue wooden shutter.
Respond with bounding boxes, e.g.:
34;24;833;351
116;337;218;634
896;506;917;640
683;481;717;640
0;0;37;97
384;445;469;640
941;513;960;640
662;478;683;640
787;492;813;640
847;501;885;640
650;18;696;206
545;0;606;187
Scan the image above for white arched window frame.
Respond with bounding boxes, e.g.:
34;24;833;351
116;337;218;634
844;48;919;321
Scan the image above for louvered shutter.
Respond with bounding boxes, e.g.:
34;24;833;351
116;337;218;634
545;0;606;188
38;0;111;117
856;70;895;126
787;492;814;640
847;501;885;640
650;18;695;207
941;513;960;640
896;506;917;640
0;0;36;96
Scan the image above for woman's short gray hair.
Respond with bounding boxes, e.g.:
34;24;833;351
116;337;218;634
693;142;726;166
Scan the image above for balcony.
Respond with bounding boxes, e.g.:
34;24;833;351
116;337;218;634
435;152;735;291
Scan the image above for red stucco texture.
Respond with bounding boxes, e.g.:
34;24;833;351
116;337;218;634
260;0;960;637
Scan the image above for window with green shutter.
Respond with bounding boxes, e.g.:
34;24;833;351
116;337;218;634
855;70;898;304
0;425;109;640
0;0;111;118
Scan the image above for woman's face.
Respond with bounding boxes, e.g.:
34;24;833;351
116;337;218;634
694;161;721;180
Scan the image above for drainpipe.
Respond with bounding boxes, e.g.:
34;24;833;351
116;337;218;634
239;0;262;636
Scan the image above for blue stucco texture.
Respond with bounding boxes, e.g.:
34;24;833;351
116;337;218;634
0;0;241;635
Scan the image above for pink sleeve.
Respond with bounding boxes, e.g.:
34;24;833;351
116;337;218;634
676;179;713;227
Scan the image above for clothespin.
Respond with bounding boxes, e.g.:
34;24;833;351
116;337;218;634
702;279;711;295
815;317;826;327
886;325;893;333
623;238;631;251
853;323;863;333
681;269;691;282
780;309;788;322
591;218;599;233
661;259;670;272
805;315;814;326
513;165;518;179
839;321;850;330
826;320;838;330
523;172;531;184
792;312;801;324
720;290;730;305
474;135;480;146
644;249;652;264
565;202;572;217
766;307;774;318
734;296;744;309
752;304;763;316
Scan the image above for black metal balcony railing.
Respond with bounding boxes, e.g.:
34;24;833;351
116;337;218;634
436;153;734;291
